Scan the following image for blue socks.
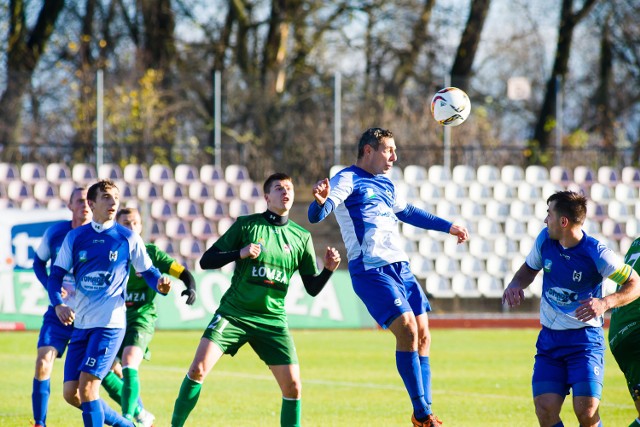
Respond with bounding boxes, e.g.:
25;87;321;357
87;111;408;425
396;351;430;419
32;378;50;426
419;355;432;405
81;400;104;427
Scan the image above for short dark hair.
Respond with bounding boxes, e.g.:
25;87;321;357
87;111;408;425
116;207;139;221
547;190;587;224
357;127;394;159
69;187;87;205
87;179;119;202
263;172;292;193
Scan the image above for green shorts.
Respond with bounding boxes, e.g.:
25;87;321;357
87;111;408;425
119;318;154;361
202;313;298;366
611;332;640;401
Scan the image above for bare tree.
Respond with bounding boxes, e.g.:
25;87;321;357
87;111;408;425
450;0;491;92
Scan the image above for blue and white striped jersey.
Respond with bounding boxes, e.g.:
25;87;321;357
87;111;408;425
526;228;632;330
52;220;157;329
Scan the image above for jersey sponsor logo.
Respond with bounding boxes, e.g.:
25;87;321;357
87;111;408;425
572;270;582;282
93;239;105;244
125;292;147;304
543;259;552;272
546;287;579;306
81;271;114;290
251;265;288;284
109;251;118;262
366;188;376;199
79;251;88;262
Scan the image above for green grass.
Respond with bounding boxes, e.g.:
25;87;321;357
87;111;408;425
0;329;636;426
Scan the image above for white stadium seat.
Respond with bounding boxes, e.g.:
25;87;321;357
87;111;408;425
614;183;637;205
458;254;484;278
388;166;404;182
228;199;252;218
451;165;476;187
476;165;500;185
238;181;263;202
188;181;213;203
162;182;187;202
443;237;469;259
468;237;493;260
500;165;524;184
202;199;228;220
492;182;517;202
549;166;572;186
174;164;199;185
589;183;613;203
123;164;148;184
0;163;19;182
191;217;218;240
46;163;72;184
403;165;428;185
409;255;434;280
477;274;505;298
137;182;162;201
7;181;32;201
72;163;98;185
424;273;455;298
524;165;549;187
20;163;46;184
98;163;123;180
200;164;224;184
467;182;492;204
451;273;481;298
434;254;459;278
33;180;58;203
428;165;451;187
149;164;174;184
493;235;520;257
418;237;443;260
150;199;176;220
212;181;237;202
176;199;202;220
573;166;595;188
165;218;190;239
517;182;541;203
419;182;442;203
597;166;619;186
621;166;640;187
225;164;251;184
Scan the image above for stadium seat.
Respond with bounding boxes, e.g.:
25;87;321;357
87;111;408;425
443;182;466;203
492;182;517;202
451;165;476;187
476;218;502;240
7;181;32;202
176;199;202;220
47;199;66;210
253;199;268;213
187;181;212;203
200;164;224;184
402;223;427;241
549;166;572;186
98;163;123;180
597;166;619;187
485;200;509;222
399;238;416;255
541;182;563;200
573;166;595;188
72;163;98;185
395;182;419;202
417;237;444;260
500;165;524;185
212;181;237;202
238;181;263;202
174;164;199;185
419;182;442;203
46;163;72;184
427;165;451;188
476;165;500;185
527;218;545;238
601;218;625;240
517;182;541;203
20;198;43;210
467;182;492;205
58;181;79;203
458;254;484;278
20;163;46;184
33;180;58;203
147;220;165;241
409;255;434;280
524;165;549;187
614;183;637;205
0;198;17;209
525;274;543;298
443;237;469;259
519;235;535;257
217;217;235;235
202;199;228;220
149;164;174;184
191;216;218;240
152;237;178;257
625;218;640;238
504;217;528;239
225;164;251;185
228;199;252;218
0;163;19;182
468;237;493;260
137;181;162;201
589;183;613;203
621;166;640;187
403;165;428;185
451;273;481;298
123;164;148;184
179;237;205;260
165;218;190;240
582;219;601;235
388;166;404;182
162;182;187;202
329;165;347;178
485;254;510;279
460;200;484;219
434;254;459;278
424;273;455;298
586;200;607;222
435;199;460;219
113;180;135;199
509;200;534;221
477;274;505;298
150;199;176;220
493;235;520;257
607;200;631;222
620;236;634;254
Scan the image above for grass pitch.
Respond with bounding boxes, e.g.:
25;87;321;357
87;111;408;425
0;328;636;426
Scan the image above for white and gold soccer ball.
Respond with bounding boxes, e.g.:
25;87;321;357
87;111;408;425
430;87;471;127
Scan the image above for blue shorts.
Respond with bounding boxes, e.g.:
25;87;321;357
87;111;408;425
37;306;73;357
532;326;604;398
64;327;125;382
350;261;431;328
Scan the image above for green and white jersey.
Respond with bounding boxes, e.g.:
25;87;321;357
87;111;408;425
125;243;184;322
609;237;640;351
214;213;320;327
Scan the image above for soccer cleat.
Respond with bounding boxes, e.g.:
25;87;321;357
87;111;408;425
412;413;443;427
135;408;156;427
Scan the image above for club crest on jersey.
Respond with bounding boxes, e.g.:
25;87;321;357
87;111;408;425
385;189;392;197
257;238;267;252
283;244;291;253
79;251;88;262
109;251;118;261
573;270;582;282
543;259;552;272
366;188;376;198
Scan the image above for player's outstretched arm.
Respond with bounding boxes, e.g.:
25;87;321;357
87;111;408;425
179;269;197;305
576;268;640;322
301;247;341;297
449;224;469;244
312;178;330;205
502;263;539;308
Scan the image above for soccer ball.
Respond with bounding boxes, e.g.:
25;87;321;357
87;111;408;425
430;87;471;126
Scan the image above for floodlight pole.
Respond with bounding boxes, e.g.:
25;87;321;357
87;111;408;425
334;72;342;166
96;69;104;170
555;75;563;166
214;70;222;169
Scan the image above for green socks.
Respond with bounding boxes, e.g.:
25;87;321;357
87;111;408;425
101;371;123;404
122;367;141;419
281;397;301;427
171;375;202;427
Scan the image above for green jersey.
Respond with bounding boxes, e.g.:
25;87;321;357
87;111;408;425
609;237;640;351
125;243;184;321
214;213;320;327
